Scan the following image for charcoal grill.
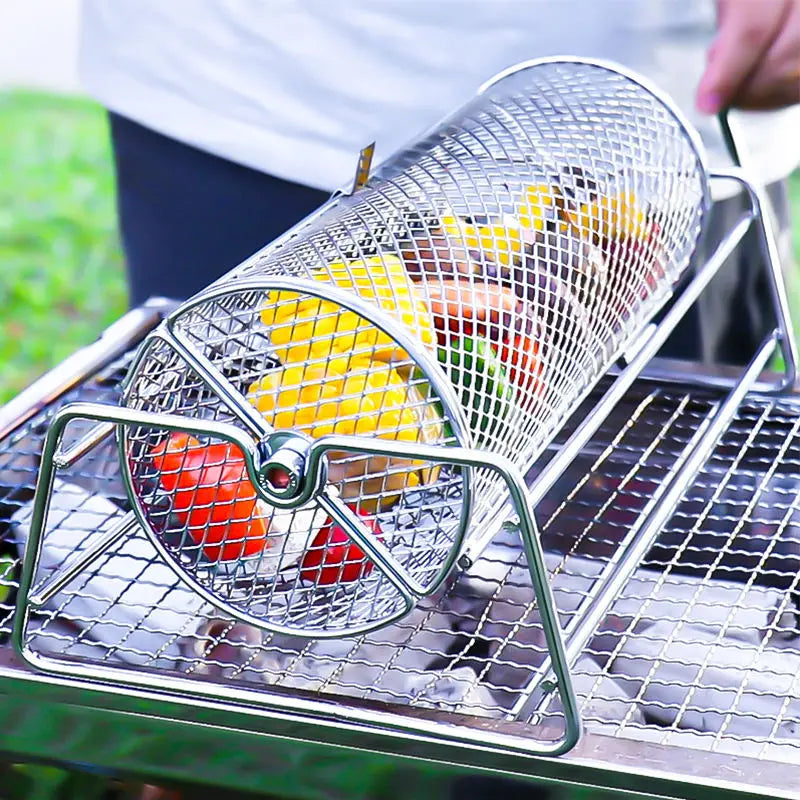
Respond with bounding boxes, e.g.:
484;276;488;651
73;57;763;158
2;57;800;798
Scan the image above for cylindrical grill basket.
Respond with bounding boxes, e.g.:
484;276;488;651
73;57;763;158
120;59;709;637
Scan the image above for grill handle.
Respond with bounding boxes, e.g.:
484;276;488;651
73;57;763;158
717;109;799;388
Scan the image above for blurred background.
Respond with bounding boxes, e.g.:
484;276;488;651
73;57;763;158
1;2;139;795
0;0;125;405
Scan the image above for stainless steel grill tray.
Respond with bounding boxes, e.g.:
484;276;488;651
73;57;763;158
6;348;800;778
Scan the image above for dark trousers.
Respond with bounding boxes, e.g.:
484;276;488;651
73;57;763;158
109;112;790;365
656;180;790;365
109;113;329;307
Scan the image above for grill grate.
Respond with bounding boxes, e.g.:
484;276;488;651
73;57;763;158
0;357;130;639
5;359;800;761
547;397;800;763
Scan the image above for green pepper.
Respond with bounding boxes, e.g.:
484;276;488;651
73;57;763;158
438;336;514;438
0;555;14;605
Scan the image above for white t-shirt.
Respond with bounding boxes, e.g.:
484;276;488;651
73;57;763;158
80;0;800;197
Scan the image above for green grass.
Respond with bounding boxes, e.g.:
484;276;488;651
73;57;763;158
0;91;126;405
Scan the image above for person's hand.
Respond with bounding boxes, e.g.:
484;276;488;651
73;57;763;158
696;0;800;113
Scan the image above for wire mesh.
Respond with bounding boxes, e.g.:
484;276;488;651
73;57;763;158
11;349;800;764
122;310;464;635
0;357;131;639
121;59;707;636
541;397;800;764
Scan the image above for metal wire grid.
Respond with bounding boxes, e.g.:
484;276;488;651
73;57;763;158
244;60;704;506
0;358;131;638
0;356;731;726
123;308;464;635
116;61;707;634
0;360;575;648
438;385;718;718
538;398;800;763
12;353;800;760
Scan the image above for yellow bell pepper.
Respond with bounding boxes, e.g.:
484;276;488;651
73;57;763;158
247;360;442;511
253;254;445;511
327;378;443;512
567;191;648;244
518;183;565;231
437;183;573;269
247;360;416;439
441;214;524;268
516;183;648;246
260;255;434;367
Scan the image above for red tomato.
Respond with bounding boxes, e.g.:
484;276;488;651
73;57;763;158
149;431;194;491
500;333;544;398
300;506;382;585
150;433;268;562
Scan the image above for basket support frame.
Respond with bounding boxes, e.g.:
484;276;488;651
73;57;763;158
13;400;582;756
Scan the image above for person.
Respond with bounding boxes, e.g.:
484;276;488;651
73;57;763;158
78;0;800;364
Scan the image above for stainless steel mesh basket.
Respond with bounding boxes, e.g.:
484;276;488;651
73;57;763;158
113;58;709;638
31;60;709;645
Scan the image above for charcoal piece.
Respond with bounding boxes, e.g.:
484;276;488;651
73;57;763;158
12;480;208;669
610;619;800;740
